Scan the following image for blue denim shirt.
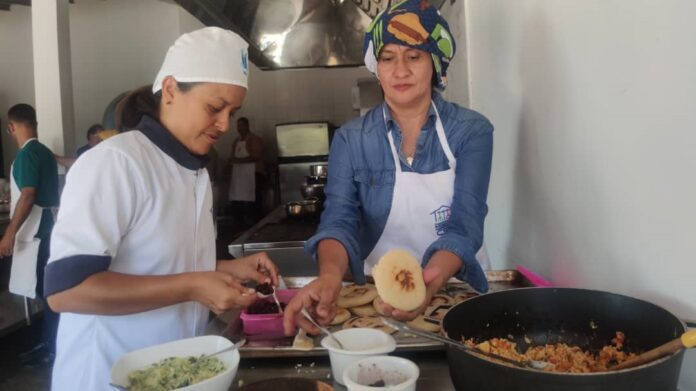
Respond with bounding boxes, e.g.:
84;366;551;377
305;93;493;292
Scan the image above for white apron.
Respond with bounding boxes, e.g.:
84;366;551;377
364;102;490;275
228;139;255;201
8;161;44;299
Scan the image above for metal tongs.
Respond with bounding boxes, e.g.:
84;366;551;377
381;318;551;370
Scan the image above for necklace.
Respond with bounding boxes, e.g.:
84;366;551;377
406;156;414;165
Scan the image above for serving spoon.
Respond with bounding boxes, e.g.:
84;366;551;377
108;338;247;390
610;329;696;371
256;283;283;314
381;318;551;370
301;308;345;350
202;337;247;359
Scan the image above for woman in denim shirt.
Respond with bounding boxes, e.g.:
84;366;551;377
284;0;493;335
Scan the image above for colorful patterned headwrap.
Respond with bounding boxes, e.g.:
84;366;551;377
363;0;456;90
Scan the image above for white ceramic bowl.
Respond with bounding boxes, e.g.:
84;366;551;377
110;335;240;391
343;356;419;391
321;328;397;386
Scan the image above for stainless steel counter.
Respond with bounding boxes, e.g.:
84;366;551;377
230;351;455;390
228;206;320;276
206;314;455;390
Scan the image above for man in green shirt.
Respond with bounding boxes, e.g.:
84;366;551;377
1;103;59;365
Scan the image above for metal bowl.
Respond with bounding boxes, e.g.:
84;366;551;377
286;199;320;218
300;183;325;201
305;175;328;185
309;164;328;178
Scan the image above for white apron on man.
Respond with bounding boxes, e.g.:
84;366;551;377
364;102;489;276
8;141;46;299
228;139;255;201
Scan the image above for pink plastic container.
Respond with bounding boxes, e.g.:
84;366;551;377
516;265;554;287
240;289;298;339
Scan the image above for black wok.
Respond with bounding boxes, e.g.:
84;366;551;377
441;288;686;391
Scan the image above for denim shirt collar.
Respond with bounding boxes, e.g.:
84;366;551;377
136;115;209;170
382;97;438;134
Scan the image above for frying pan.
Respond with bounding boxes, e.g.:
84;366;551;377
441;288;687;391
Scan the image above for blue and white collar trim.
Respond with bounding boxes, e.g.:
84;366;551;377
136;115;209;170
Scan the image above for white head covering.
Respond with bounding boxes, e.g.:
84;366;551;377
152;27;249;94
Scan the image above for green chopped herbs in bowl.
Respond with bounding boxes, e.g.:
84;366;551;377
127;355;226;391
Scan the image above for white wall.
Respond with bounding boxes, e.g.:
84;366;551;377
0;5;34;178
440;0;470;107
463;0;696;386
0;0;188;175
0;0;370;172
69;0;185;148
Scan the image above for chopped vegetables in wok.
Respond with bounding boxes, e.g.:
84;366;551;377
464;331;637;373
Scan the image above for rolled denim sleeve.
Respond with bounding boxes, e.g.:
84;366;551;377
305;129;365;282
423;119;493;292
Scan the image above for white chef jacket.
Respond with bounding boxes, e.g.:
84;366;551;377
45;116;216;391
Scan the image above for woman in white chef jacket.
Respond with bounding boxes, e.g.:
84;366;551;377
284;0;493;335
44;27;278;391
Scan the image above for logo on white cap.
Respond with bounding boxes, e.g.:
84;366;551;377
241;51;249;76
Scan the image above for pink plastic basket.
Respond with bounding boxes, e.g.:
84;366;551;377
240;289;298;339
516;265;554;287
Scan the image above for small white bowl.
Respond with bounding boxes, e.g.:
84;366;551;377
110;335;240;391
321;328;397;386
343;356;419;391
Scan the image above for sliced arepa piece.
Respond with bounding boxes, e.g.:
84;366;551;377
292;328;315;351
429;294;455;307
336;283;378;308
406;315;441;333
372;296;388;316
372;249;426;312
350;303;378;317
342;316;397;334
329;307;351;326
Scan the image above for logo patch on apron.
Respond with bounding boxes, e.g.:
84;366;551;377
430;205;451;236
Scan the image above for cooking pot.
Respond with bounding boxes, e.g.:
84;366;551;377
285;199;320;218
305;175;328;185
300;183;325;201
309;164;328;178
441;288;686;391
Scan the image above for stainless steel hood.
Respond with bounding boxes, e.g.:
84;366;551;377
173;0;447;70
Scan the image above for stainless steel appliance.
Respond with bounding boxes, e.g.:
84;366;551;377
276;122;331;158
276;122;333;205
173;0;447;70
228;207;319;277
278;161;326;205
